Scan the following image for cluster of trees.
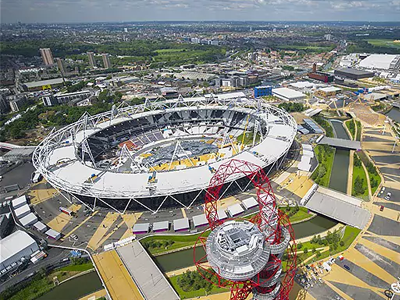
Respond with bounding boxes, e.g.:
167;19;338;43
283;204;300;219
65;80;90;93
1;101;113;141
312;116;334;137
297;229;345;257
354;175;366;196
177;269;225;293
347;40;400;55
278;102;305;113
366;162;379;189
142;239;175;250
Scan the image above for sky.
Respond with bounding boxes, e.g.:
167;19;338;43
1;0;400;23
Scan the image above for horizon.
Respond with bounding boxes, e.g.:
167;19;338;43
1;0;400;24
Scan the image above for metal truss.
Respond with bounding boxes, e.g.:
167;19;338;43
194;159;297;300
32;93;297;213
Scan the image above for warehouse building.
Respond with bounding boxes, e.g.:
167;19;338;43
0;230;39;270
272;87;306;101
358;54;400;71
316;86;342;97
334;68;374;80
21;78;66;92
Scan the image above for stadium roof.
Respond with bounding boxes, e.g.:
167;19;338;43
359;54;400;70
0;231;37;264
192;214;208;227
173;218;189;231
242;197;258;210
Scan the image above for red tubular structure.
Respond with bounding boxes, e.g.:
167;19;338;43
194;159;297;300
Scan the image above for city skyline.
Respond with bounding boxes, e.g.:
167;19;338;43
1;0;400;23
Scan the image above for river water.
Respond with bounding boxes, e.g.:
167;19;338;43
329;120;350;193
37;271;102;300
154;215;338;273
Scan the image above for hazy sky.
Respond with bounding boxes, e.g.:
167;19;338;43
1;0;400;23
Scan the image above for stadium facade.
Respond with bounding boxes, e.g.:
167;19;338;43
33;92;296;213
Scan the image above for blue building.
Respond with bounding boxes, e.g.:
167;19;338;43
254;86;272;98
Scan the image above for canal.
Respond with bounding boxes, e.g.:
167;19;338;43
154;215;338;273
37;271;103;300
329;120;350;193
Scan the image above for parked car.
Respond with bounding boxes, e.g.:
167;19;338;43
344;265;350;271
380;205;384;211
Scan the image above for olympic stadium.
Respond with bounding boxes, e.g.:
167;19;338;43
32;92;297;213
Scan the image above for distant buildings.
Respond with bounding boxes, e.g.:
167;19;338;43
87;52;96;69
102;54;111;69
7;95;27;112
0;94;10;114
308;63;334;83
56;58;66;75
39;48;54;66
254;86;272;98
21;78;66;92
358;54;400;71
334;68;374;80
272;87;306;102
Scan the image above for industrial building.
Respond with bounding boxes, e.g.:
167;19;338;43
358;54;400;71
254;86;272;98
22;78;66;92
334;68;374;80
0;230;39;270
316;86;342;97
308;63;334;83
272;87;306;101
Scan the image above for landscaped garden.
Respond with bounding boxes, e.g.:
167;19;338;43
352;153;369;200
311;145;335;187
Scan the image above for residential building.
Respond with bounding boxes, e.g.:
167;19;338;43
41;94;58;106
40;48;54;66
87;52;96;69
8;95;27;112
54;90;92;106
56;58;66;75
0;94;10;114
102;54;111;69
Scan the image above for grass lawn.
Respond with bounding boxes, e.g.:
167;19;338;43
311;145;335;187
357;151;381;195
236;131;260;146
352;162;369;200
366;39;400;49
169;274;228;299
58;262;93;272
141;232;210;256
355;120;362;141
344;119;355;140
286;207;313;223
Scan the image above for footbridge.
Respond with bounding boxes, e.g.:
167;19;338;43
318;137;361;150
301;184;371;229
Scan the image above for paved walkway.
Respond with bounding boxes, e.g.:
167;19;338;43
93;250;143;300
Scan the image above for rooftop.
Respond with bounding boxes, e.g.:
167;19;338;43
0;230;38;264
24;78;66;88
359;54;400;70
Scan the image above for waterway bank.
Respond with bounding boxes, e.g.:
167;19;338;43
154;214;338;273
36;271;103;300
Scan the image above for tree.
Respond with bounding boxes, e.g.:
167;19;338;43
303;248;308;254
297;242;303;249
